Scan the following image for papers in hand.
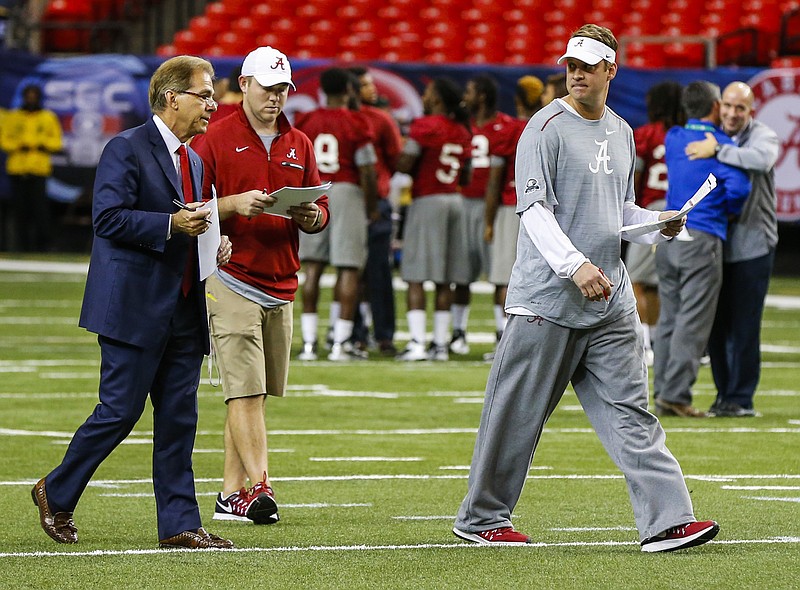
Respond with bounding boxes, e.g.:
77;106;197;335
619;173;717;239
197;186;221;281
262;182;332;218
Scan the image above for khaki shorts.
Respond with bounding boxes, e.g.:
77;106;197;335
206;274;292;401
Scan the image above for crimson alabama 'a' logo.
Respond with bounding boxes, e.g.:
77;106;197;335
749;68;800;221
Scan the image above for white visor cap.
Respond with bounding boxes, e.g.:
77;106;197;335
557;37;616;66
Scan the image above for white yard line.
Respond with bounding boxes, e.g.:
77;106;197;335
3;426;800;439
4;473;800;487
1;537;799;558
309;457;423;462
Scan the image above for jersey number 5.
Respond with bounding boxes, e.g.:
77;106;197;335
436;143;464;184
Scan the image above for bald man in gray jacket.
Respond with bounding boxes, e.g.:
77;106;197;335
686;81;780;418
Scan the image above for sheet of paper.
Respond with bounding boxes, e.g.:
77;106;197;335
619;173;717;239
262;183;332;218
197;188;221;281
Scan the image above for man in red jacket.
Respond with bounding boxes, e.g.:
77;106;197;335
192;46;329;525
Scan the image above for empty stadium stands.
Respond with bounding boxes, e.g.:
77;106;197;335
34;0;800;67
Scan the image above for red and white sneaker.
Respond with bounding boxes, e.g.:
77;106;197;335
248;476;279;525
453;526;532;545
212;475;280;525
641;520;720;552
212;488;257;523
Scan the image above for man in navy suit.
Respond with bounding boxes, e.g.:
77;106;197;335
31;55;234;549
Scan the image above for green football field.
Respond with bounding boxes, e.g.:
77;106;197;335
1;257;798;589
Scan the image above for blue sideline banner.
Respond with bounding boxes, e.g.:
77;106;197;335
4;51;796;220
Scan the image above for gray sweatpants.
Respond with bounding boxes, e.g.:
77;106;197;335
454;312;695;541
653;230;723;405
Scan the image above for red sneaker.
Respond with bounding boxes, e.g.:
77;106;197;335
641;520;720;552
453;526;531;545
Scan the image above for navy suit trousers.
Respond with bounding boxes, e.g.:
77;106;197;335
708;250;775;409
46;292;205;540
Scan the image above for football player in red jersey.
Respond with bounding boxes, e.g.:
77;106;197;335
396;77;472;361
295;68;379;361
481;76;542;361
348;66;404;356
450;74;524;357
624;81;685;365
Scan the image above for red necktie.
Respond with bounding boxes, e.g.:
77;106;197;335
177;145;195;297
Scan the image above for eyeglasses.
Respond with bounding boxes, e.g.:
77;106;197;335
176;90;217;107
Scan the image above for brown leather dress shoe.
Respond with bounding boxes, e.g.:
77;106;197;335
31;478;78;544
159;527;234;549
655;399;709;418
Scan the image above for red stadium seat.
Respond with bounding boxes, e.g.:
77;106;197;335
40;0;93;53
230;16;260;39
156;43;179;57
173;30;206;55
214;30;256;56
249;3;282;23
205;1;240;25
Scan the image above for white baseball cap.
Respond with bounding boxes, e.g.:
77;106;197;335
557;36;616;66
241;46;295;90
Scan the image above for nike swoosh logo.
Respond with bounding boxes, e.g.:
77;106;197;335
235;146;249;152
605;129;616;135
216;500;234;513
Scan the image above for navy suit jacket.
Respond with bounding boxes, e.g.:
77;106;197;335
79;116;209;353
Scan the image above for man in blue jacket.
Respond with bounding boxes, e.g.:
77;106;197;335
32;55;233;549
653;81;751;418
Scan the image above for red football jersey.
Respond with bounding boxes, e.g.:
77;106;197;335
359;104;403;199
634;121;669;208
407;114;472;198
498;118;527;207
295;107;375;185
462;111;520;200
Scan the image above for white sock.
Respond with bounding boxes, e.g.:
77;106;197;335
433;310;450;347
494;304;507;334
642;323;652;350
407;309;426;344
647;324;657;348
333;319;354;345
301;313;318;345
451;303;468;332
328;301;341;331
360;301;373;329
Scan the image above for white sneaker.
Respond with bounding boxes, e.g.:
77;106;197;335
325;327;334;351
449;329;470;355
396;340;428;361
429;343;449;362
328;342;368;361
298;342;317;361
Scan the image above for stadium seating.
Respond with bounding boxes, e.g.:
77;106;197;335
40;0;795;67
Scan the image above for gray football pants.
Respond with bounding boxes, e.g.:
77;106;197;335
454;312;695;541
